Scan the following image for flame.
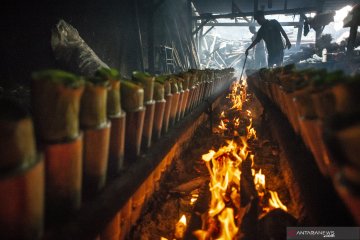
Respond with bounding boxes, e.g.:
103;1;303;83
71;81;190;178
179;214;187;226
268;190;288;212
217;208;239;239
218;120;228;131
193;78;287;239
254;169;266;193
220;111;226;118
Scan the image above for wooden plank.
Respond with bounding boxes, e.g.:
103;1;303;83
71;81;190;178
197;22;302;27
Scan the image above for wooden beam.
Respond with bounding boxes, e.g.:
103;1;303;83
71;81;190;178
193;7;316;20
254;0;259;12
192;19;210;35
197;22;302;27
296;15;304;48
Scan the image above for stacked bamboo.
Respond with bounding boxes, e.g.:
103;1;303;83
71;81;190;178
0;97;44;240
248;65;360;223
0;67;234;239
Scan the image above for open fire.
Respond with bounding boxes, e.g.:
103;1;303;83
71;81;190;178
191;79;288;239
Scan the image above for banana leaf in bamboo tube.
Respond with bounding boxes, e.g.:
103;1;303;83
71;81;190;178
156;76;172;134
153;82;166;141
169;78;179;127
32;69;84;142
0;98;36;172
121;80;145;163
132;71;155;104
95;68;126;176
80;77;109;129
132;71;155;149
81;77;111;196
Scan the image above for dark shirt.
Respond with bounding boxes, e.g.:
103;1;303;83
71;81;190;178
256;20;284;55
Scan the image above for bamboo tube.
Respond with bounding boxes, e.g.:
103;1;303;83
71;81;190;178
142;100;155;149
121;80;145;162
44;134;83;218
156;76;172;134
0;98;36;171
132;72;155;149
108;113;126;176
132;71;155;104
83;122;111;196
169;79;179;126
175;78;184;122
0;155;44;240
153;82;166;140
120;80;144;112
96;68;126;176
80;77;109;129
32;69;84;142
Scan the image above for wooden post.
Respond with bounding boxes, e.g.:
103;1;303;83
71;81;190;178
134;0;144;71
254;0;259;12
296;15;304;49
347;25;358;56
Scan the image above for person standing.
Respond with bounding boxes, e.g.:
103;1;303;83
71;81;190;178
249;25;267;69
245;11;292;67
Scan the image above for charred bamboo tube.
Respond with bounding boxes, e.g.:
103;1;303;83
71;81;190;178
132;71;155;150
96;68;126;176
169;79;180;127
0;155;44;240
121;80;145;162
100;212;121;240
32;69;84;142
153;82;166;140
44;134;83;218
0;98;37;171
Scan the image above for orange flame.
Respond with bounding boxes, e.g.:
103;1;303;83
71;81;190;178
193;77;287;239
268;190;288;212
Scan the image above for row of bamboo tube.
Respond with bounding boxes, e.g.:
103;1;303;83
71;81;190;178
247;65;360;224
0;67;235;239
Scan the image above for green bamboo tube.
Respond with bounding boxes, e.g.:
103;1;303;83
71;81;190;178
0;98;36;171
120;80;144;112
132;71;155;103
80;77;109;129
153;82;165;101
95;67;122;117
32;69;84;142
